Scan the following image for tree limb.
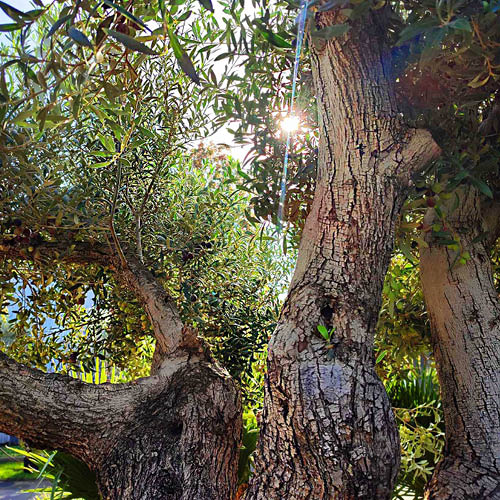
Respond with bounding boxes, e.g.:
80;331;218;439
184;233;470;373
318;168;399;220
0;351;120;461
0;349;201;463
0;238;203;363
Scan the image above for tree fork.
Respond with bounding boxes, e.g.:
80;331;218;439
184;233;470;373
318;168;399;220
0;238;242;500
245;7;439;500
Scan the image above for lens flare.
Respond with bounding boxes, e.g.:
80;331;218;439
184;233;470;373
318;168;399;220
280;115;300;134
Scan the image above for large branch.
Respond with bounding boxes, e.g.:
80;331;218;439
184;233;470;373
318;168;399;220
0;238;204;365
0;349;201;463
0;351;124;461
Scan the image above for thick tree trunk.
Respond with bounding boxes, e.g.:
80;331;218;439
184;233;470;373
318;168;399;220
245;8;439;500
94;360;241;500
0;353;241;499
420;189;500;499
0;240;242;500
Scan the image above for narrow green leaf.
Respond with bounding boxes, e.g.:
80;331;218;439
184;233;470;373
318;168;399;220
89;161;111;168
317;325;329;341
0;22;22;32
469;176;493;198
67;27;92;47
37;104;53;131
47;14;71;38
448;18;472;32
98;133;115;152
104;28;158;55
198;0;214;12
257;27;292;48
167;28;200;84
177;10;192;22
72;95;81;118
397;18;440;45
454;170;469;182
22;8;44;20
0;1;26;22
214;52;230;61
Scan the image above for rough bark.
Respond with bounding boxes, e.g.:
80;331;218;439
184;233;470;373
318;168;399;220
0;239;242;499
420;188;500;499
245;8;440;500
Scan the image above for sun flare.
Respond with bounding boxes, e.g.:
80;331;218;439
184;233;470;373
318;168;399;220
280;115;300;134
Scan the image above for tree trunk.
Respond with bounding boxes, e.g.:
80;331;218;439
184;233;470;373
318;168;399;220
420;188;500;499
0;241;242;500
0;353;241;500
245;8;440;500
94;361;241;500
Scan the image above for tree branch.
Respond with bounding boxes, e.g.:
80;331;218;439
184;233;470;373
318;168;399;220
0;350;197;463
0;351;117;461
0;238;204;364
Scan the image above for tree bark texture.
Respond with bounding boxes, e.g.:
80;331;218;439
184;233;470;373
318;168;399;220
420;188;500;499
245;8;440;500
0;240;242;500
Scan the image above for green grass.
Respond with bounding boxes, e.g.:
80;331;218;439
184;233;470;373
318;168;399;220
0;460;36;481
0;445;23;460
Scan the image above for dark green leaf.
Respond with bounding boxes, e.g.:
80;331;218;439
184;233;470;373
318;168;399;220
397;18;440;45
471;232;489;244
68;27;92;47
214;52;230;61
0;1;27;22
179;53;200;85
177;10;192;22
198;0;214;12
37;104;52;131
448;18;472;32
21;8;43;20
104;29;158;55
47;14;71;38
0;22;21;31
257;28;292;48
167;28;200;84
469;176;493;198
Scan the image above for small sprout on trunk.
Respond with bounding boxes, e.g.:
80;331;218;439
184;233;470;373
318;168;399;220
317;325;335;343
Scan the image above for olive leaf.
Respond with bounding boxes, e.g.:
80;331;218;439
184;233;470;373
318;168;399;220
198;0;214;13
68;27;92;47
167;28;200;84
104;29;158;56
47;14;72;38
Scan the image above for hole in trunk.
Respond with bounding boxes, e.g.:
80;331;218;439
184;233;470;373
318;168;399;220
167;421;183;437
320;302;334;328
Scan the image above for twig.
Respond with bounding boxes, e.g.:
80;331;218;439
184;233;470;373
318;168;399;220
109;162;127;268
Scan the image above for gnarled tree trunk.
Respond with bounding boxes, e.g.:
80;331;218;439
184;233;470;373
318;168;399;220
420;189;500;499
245;7;440;500
0;241;242;500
